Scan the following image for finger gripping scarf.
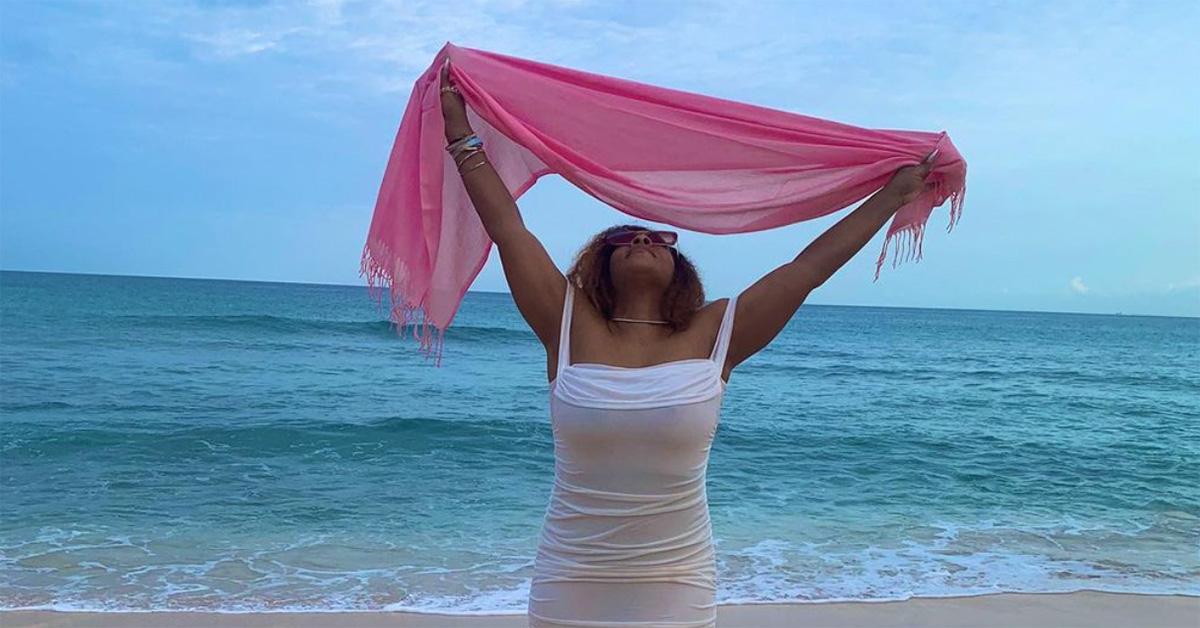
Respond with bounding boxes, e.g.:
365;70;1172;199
361;42;967;364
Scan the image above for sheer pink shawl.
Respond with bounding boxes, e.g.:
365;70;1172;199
361;42;967;362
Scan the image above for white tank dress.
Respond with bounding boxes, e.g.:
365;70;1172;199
527;282;738;627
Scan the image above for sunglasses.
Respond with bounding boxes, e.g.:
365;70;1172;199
604;229;679;247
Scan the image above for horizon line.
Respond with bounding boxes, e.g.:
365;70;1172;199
2;267;1195;321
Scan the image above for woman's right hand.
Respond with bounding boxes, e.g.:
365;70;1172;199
439;59;469;131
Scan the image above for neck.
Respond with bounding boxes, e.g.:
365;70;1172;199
610;287;669;332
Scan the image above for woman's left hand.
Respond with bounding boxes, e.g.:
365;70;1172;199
882;152;936;206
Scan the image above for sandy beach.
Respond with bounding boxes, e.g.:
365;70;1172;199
4;591;1197;628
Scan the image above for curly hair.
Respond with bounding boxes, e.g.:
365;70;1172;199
566;224;705;332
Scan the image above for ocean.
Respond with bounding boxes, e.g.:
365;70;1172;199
1;269;1197;613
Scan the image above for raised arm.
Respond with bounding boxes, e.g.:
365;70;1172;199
440;60;566;349
724;158;935;371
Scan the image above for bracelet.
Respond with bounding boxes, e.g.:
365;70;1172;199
457;150;487;170
454;146;483;167
446;133;480;154
459;155;489;175
446;134;474;152
449;138;482;160
449;142;482;165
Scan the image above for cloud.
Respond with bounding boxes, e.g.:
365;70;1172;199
1070;276;1090;294
186;28;291;58
1165;276;1200;293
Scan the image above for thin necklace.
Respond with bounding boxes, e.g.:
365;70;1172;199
611;317;670;325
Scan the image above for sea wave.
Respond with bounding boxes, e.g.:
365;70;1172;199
1;519;1196;613
111;314;533;343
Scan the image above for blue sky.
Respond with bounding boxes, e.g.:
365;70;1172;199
2;0;1197;317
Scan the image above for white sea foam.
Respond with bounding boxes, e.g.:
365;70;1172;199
4;522;1197;613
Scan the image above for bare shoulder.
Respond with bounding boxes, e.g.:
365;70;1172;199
690;297;733;339
696;297;733;323
570;287;605;326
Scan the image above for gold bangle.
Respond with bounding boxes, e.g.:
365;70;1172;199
459;155;489;174
454;147;484;167
457;150;486;169
453;144;480;161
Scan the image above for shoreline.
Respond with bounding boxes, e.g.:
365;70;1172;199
4;591;1198;627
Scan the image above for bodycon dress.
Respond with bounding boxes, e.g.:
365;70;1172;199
527;281;738;627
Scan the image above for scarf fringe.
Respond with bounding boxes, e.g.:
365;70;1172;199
872;180;966;282
359;240;446;366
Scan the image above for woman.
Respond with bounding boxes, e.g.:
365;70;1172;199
440;61;932;627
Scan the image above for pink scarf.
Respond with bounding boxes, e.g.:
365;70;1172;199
361;42;967;362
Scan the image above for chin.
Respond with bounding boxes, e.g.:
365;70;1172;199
613;269;673;288
611;254;673;283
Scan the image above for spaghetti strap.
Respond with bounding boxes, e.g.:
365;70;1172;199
709;294;739;367
555;280;575;379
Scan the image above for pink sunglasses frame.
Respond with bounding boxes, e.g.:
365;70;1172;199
604;229;679;248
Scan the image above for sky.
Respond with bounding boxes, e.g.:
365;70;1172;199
1;0;1197;317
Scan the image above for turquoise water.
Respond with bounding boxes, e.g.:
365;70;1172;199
1;269;1197;612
